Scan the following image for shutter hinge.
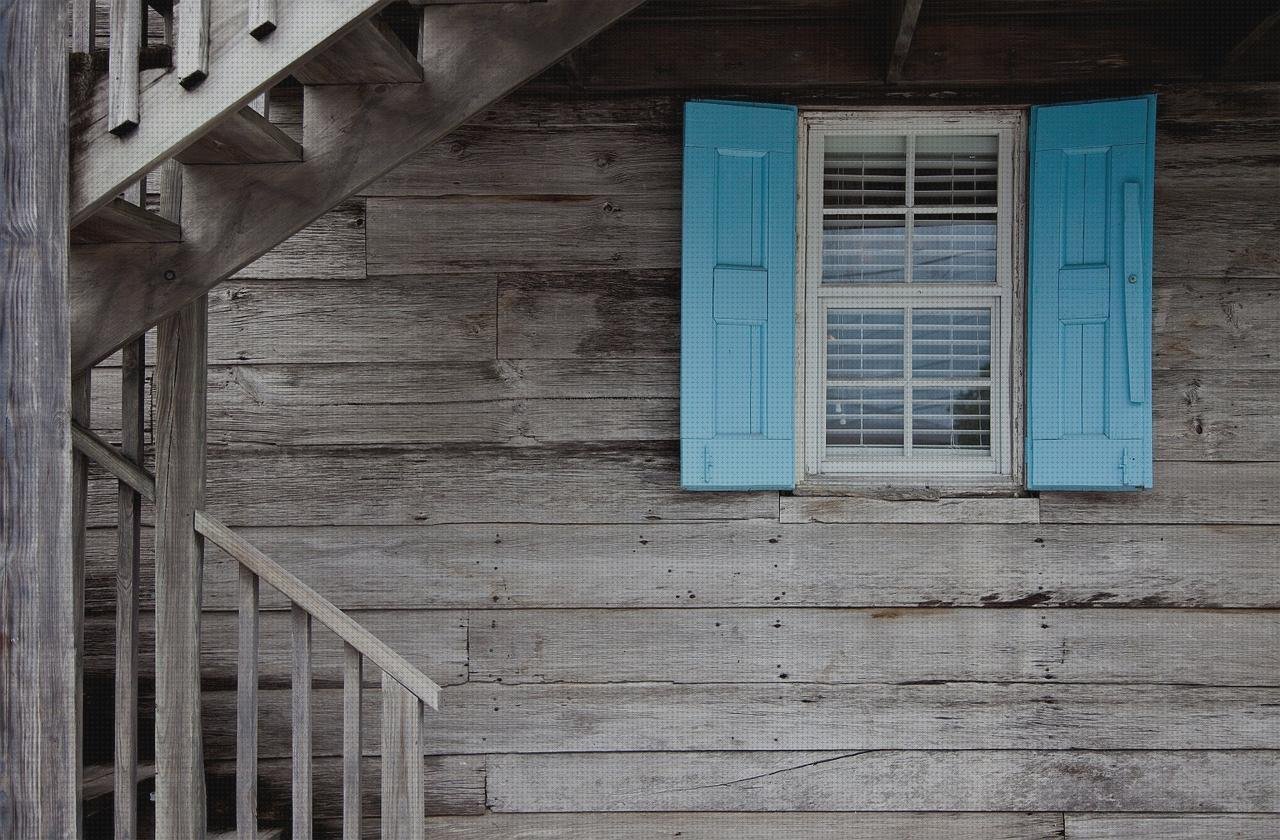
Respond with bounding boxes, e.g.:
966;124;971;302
1121;449;1141;487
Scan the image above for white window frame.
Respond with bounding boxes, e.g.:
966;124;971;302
796;109;1027;490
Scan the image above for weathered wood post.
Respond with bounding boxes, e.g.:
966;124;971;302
0;0;79;835
153;296;209;838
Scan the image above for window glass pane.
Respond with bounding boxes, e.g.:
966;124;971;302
912;213;997;283
826;309;905;381
823;215;906;283
912;308;992;379
824;136;907;208
827;386;905;448
914;135;998;207
912;386;991;451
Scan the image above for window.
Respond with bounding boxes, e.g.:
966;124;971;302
798;112;1025;487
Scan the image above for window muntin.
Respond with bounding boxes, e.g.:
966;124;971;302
801;113;1022;485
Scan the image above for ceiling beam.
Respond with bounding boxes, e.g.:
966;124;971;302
1216;5;1280;77
886;0;924;84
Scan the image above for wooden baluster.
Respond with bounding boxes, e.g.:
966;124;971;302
108;0;142;134
175;0;210;88
72;0;97;52
292;605;313;840
115;337;144;840
381;676;424;840
71;373;92;837
153;296;208;839
342;646;362;840
249;0;279;39
237;567;260;840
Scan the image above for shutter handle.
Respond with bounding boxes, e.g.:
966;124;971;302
1122;181;1146;404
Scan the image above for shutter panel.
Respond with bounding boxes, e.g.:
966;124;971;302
681;101;797;490
1027;96;1156;490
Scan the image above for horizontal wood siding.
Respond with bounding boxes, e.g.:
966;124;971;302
79;75;1280;836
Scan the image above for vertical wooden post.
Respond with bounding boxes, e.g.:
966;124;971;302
153;296;209;839
109;0;143;134
292;606;313;840
342;646;362;840
381;676;424;840
116;337;145;840
237;567;260;840
1;0;78;832
71;372;92;836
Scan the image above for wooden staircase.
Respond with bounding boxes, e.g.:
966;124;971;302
69;0;646;373
64;0;647;837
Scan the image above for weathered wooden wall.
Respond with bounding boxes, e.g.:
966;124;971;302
79;6;1280;834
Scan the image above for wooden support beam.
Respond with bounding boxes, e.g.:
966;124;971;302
70;422;156;500
70;0;648;372
115;338;145;840
292;17;424;86
1217;6;1280;76
71;197;181;244
174;106;303;165
73;0;97;52
0;0;79;831
109;0;144;134
886;0;924;83
153;296;209;839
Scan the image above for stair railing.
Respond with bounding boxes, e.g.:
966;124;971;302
71;419;440;840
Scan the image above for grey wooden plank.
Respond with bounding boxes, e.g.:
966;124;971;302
230;201;366;280
366;193;679;276
416;812;1066;840
86;443;774;527
362;125;680;197
1156;186;1280;278
152;296;208;837
198;361;676;447
1155;277;1280;370
1065;814;1280;839
108;0;143;134
470;608;1280;686
71;374;92;834
201;681;1280;757
1155;369;1280;460
0;0;78;825
83;608;469;691
1039;461;1280;524
781;496;1041;524
174;106;303;165
206;277;494;363
71;198;181;244
497;271;678;359
203;755;486;824
87;522;1280;612
489;750;1280;812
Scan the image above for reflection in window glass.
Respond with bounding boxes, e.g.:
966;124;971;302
822;215;906;283
912;213;997;283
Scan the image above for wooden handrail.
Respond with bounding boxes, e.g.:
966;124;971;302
69;419;441;708
194;510;441;708
71;420;156;499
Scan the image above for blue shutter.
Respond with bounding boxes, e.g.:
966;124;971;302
1027;96;1156;490
680;101;797;490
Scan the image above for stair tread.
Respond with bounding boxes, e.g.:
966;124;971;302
209;829;284;840
82;762;157;802
293;16;423;86
71;198;180;244
175;105;303;165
